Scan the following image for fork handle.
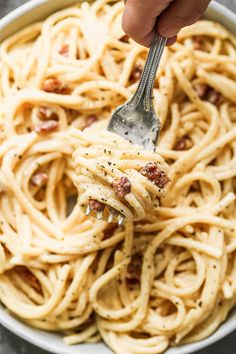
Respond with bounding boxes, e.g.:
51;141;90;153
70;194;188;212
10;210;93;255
130;32;167;110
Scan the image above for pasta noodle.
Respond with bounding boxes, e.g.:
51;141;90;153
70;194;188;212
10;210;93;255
0;1;236;353
72;128;170;222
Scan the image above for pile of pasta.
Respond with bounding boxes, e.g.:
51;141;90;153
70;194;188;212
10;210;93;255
1;1;236;353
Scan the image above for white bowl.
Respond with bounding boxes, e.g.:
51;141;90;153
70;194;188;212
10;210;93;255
0;1;236;353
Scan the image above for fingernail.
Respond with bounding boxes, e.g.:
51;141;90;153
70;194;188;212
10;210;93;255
160;27;179;38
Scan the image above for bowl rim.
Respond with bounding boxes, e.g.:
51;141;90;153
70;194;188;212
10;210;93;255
0;1;236;354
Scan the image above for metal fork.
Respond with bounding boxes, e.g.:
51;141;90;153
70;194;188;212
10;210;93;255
86;33;167;225
108;32;167;150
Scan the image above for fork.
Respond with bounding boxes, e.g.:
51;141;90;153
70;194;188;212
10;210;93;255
108;32;167;150
86;32;167;225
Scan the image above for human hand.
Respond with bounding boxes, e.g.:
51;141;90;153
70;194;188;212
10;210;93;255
122;0;211;46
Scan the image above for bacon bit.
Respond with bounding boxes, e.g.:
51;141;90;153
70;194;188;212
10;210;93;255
130;64;143;82
88;199;105;212
196;84;208;98
112;177;131;199
174;138;188;151
38;106;59;121
120;35;130;43
31;173;48;187
193;36;204;51
16;266;41;292
43;78;63;93
82;114;98;130
59;45;69;57
196;84;221;105
35;120;59;134
126;253;142;283
42;78;70;95
208;89;221;105
140;163;170;189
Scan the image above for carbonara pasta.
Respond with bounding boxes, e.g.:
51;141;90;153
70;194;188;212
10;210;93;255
72;128;170;222
0;1;236;353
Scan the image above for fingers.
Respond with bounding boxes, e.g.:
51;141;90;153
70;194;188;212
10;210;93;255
122;0;211;47
158;0;211;38
122;0;174;46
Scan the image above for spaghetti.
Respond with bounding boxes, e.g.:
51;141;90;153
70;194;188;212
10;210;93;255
0;1;236;353
72;128;170;222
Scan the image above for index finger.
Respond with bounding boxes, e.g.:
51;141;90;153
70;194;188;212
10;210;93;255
122;0;174;46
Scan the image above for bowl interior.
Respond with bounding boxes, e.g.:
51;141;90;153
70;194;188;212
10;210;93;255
1;1;236;354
